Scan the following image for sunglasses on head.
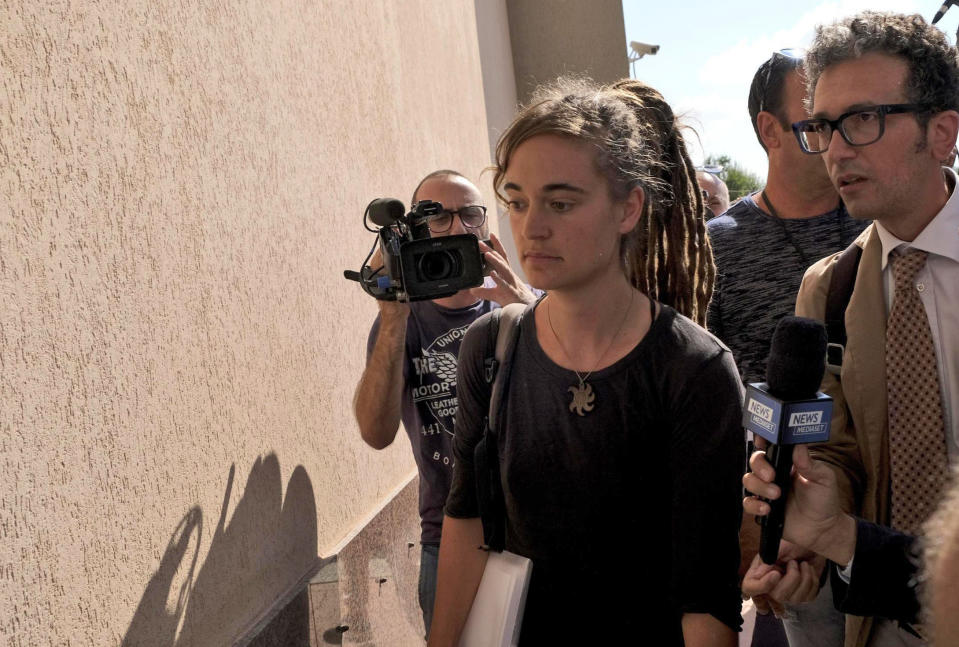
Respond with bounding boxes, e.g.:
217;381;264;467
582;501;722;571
758;48;805;114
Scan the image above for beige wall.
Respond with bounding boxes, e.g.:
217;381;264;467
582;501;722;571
506;0;628;104
0;1;494;645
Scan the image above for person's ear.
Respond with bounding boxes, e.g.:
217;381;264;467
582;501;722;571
619;186;645;234
928;110;959;164
757;111;784;150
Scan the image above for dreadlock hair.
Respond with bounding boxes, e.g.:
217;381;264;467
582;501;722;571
612;79;715;326
492;77;714;326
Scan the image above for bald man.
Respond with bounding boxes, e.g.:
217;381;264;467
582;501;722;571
697;170;730;219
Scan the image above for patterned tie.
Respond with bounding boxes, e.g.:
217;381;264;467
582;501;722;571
886;248;949;534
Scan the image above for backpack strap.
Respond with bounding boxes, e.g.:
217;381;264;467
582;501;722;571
489;303;525;432
824;242;863;376
475;302;525;552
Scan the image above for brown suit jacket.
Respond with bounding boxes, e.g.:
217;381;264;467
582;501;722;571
795;223;890;647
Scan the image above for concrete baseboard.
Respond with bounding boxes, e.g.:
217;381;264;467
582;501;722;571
240;476;424;646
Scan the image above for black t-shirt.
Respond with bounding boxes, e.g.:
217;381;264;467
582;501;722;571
446;302;745;644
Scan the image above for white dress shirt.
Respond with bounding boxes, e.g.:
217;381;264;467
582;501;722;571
875;167;959;456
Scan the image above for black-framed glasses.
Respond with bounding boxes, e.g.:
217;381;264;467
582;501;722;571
791;103;932;154
758;48;805;114
425;205;487;233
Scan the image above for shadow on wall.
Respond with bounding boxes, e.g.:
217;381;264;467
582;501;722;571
122;454;318;647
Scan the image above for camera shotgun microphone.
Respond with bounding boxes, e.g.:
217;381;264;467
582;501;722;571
933;0;957;24
743;316;834;565
368;198;406;227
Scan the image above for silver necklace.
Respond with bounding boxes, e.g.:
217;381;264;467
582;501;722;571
546;290;635;417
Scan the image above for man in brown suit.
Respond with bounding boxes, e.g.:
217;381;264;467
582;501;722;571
784;11;959;647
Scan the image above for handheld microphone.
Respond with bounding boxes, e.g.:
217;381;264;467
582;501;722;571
743;316;833;565
368;198;406;227
933;0;956;24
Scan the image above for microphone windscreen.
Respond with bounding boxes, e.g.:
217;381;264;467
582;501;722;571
765;316;827;399
369;198;406;227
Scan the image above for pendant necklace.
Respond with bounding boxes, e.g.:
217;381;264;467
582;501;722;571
546;290;635;417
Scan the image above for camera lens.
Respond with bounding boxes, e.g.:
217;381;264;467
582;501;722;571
417;250;460;281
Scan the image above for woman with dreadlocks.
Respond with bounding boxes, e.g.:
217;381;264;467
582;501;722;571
429;79;743;646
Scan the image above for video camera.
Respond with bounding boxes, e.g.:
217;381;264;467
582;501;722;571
344;198;487;302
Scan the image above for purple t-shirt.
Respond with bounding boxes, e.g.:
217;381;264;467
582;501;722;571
367;299;496;543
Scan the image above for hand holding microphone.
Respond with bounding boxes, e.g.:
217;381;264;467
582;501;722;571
739;317;865;615
743;316;834;564
744;444;857;568
740;442;853;616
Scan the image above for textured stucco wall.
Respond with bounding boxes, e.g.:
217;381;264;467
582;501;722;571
0;1;492;645
506;0;628;104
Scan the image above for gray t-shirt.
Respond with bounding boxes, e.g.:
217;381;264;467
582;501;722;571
707;196;868;383
367;299;495;544
446;302;745;644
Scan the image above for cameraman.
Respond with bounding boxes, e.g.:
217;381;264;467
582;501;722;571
352;170;535;636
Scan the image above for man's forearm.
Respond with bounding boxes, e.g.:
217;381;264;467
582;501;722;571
354;313;408;449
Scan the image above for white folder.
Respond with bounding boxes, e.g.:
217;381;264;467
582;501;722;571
458;550;533;647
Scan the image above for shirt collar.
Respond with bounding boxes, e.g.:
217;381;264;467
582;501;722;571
877;166;959;271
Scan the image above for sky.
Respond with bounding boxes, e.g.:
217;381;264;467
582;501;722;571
621;0;956;180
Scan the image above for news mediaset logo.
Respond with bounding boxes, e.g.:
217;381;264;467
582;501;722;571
788;411;822;426
746;397;776;433
747;398;774;423
742;383;832;445
787;411;826;435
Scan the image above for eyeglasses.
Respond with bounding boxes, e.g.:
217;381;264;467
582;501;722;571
758;48;805;114
426;205;487;233
791;104;931;154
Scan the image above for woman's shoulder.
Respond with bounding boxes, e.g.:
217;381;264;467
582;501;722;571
460;301;537;363
650;307;744;427
651;305;734;371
